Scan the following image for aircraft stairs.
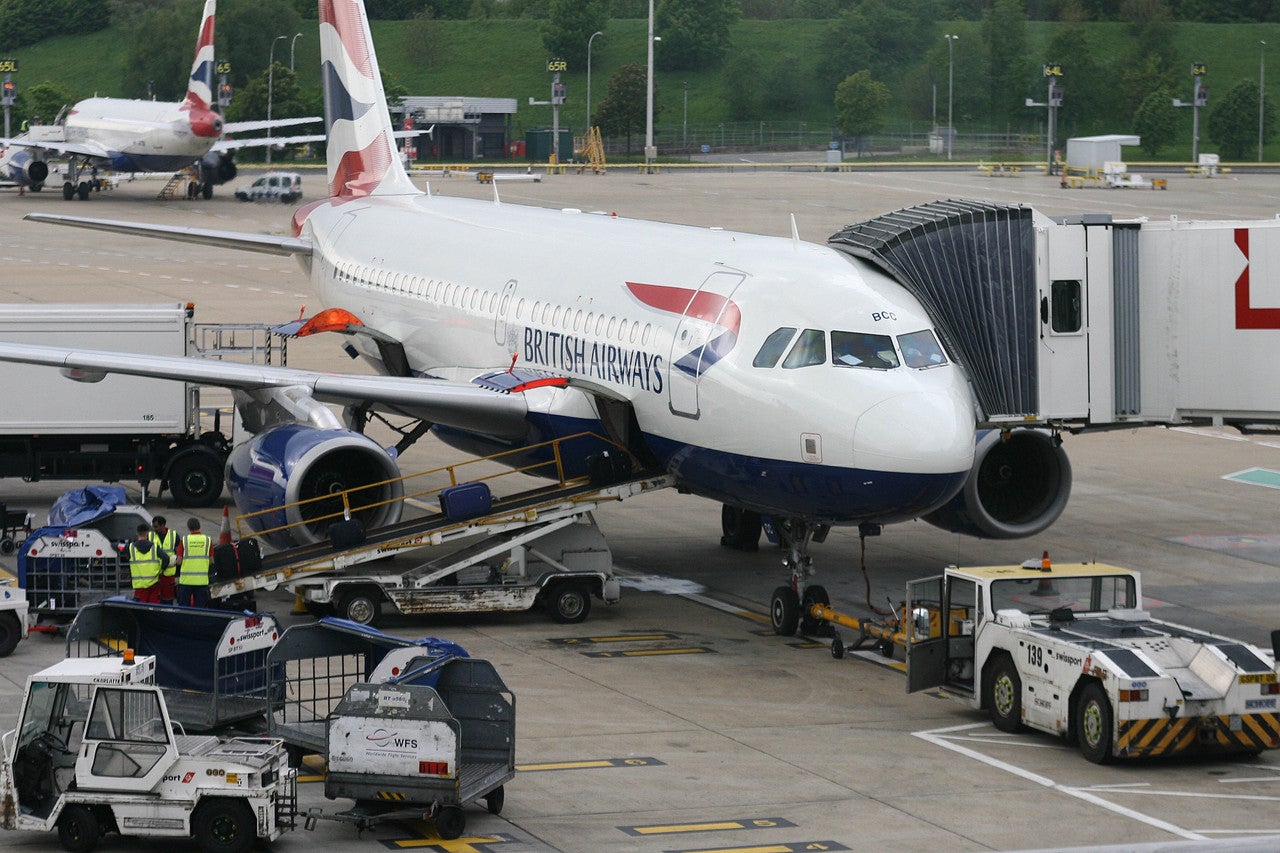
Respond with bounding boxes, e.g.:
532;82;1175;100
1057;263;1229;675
210;434;671;598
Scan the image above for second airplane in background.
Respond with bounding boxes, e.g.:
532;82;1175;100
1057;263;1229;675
0;0;317;200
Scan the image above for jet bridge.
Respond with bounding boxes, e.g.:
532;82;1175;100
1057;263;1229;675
829;201;1280;429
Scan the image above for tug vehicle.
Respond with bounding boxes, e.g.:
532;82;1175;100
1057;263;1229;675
820;557;1280;763
0;653;295;852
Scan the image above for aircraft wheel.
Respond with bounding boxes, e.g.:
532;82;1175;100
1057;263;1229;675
76;181;90;200
770;585;799;636
984;652;1023;733
30;182;43;192
1076;682;1115;764
202;182;213;200
434;805;465;840
57;804;101;853
720;504;761;551
62;181;74;200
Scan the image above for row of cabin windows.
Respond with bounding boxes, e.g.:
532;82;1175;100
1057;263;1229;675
754;327;948;370
332;261;654;346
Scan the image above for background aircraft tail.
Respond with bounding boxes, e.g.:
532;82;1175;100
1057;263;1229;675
183;0;217;112
319;0;419;198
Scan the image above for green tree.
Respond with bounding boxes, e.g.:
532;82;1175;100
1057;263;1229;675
0;0;104;49
594;62;656;155
834;70;890;155
655;0;739;72
120;3;193;100
983;0;1029;124
721;49;763;120
1045;6;1106;137
816;9;872;93
905;21;987;128
540;0;608;69
14;80;75;126
1133;88;1177;155
1208;79;1274;159
225;64;307;127
220;0;306;90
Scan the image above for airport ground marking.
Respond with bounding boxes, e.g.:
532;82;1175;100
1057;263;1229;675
583;646;715;658
549;632;682;645
659;842;849;853
915;722;1206;841
619;817;795;836
516;756;664;772
382;825;514;851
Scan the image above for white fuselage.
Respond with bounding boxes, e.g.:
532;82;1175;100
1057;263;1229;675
295;193;978;523
65;97;216;173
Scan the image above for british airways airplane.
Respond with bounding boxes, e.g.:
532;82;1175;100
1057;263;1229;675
0;0;1069;634
0;0;315;200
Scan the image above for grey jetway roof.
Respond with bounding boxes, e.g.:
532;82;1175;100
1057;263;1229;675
828;200;1038;422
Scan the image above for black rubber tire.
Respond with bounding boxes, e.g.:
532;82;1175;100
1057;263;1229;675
56;804;100;853
770;585;800;636
0;536;14;555
1076;682;1115;764
337;587;381;626
799;584;831;636
984;653;1023;733
201;182;214;200
434;805;465;840
719;505;761;551
485;784;505;815
62;181;74;200
830;633;845;659
0;610;22;657
76;182;90;200
546;584;591;623
303;601;334;619
193;798;256;853
167;450;225;507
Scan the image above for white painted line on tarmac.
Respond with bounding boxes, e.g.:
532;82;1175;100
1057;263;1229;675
915;722;1207;841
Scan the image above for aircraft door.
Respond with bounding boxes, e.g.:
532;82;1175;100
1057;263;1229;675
667;272;745;418
494;279;518;348
1038;225;1090;419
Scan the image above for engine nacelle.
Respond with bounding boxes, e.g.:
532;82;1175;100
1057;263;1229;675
922;428;1071;539
199;151;237;185
188;108;224;139
226;423;403;549
3;149;49;186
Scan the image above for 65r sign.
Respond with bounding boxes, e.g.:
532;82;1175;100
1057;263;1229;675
547;58;568;73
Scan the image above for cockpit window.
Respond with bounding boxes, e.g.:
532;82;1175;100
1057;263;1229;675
831;331;898;369
781;329;826;369
753;327;797;368
897;329;948;368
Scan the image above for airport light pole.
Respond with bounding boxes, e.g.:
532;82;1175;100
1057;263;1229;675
267;34;286;166
587;30;602;130
645;0;656;171
290;32;303;73
945;33;958;161
1260;41;1267;162
683;81;689;154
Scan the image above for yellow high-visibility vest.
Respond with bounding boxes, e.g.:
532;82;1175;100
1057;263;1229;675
179;533;212;587
128;542;162;589
152;529;179;577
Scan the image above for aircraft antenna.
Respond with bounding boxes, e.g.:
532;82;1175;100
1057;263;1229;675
790;213;800;249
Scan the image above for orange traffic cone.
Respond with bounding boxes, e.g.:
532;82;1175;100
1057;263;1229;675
218;504;232;546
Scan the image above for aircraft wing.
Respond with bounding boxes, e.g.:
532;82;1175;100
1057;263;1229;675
1;137;112;160
213;132;325;152
25;213;312;258
223;116;321;134
0;342;531;439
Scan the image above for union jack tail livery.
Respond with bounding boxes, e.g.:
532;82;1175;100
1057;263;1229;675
319;0;419;198
182;0;218;117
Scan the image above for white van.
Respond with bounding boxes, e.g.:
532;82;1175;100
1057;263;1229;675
234;170;303;202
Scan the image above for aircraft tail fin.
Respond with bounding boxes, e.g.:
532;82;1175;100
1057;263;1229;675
183;0;217;111
319;0;419;198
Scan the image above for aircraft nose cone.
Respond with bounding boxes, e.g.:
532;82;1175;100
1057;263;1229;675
852;390;974;474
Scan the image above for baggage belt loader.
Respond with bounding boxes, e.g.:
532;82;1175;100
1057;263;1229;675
811;557;1280;763
0;653;296;853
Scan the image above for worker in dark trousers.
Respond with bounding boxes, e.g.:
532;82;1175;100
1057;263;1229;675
175;517;212;608
128;523;169;604
150;515;179;604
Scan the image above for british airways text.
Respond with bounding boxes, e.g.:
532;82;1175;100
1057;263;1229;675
524;328;664;393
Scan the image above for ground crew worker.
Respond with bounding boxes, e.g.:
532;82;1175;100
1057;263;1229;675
128;522;169;604
175;517;212;608
151;515;179;604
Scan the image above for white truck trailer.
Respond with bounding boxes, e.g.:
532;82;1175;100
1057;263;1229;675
0;303;234;506
894;559;1280;763
0;653;295;853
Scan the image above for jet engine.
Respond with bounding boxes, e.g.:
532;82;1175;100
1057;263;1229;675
198;150;237;186
922;428;1071;539
226;422;404;549
3;149;49;187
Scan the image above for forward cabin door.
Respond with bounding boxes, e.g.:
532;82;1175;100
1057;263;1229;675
667;272;744;418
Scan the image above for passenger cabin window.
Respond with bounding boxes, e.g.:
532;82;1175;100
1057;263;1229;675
897;329;948;368
753;327;797;368
831;331;898;369
1051;279;1082;333
782;328;826;369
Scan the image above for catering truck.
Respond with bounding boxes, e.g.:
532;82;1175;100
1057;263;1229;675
0;303;237;506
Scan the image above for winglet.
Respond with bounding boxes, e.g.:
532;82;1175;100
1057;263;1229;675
183;0;217;113
319;0;419;198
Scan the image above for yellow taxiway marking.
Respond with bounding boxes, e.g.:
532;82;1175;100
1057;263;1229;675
666;844;848;853
620;817;795;836
549;633;681;645
583;646;714;658
516;757;663;772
